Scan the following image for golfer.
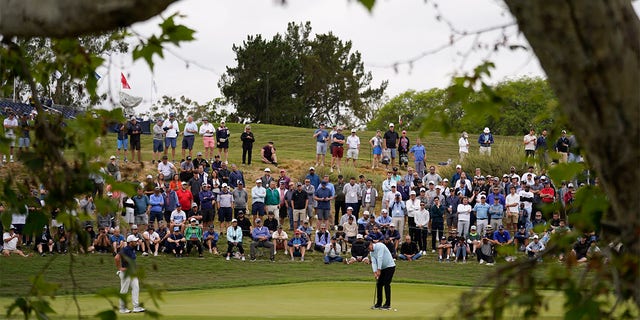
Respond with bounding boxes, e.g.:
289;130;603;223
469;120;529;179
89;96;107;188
114;235;146;314
368;241;396;310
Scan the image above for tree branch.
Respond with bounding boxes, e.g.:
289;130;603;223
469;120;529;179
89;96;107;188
0;0;179;37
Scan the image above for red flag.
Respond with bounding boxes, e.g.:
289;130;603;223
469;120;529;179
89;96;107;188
120;72;131;89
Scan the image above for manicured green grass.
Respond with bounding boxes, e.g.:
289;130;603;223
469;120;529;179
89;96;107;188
0;282;566;319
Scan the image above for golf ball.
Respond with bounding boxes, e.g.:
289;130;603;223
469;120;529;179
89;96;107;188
394;308;398;312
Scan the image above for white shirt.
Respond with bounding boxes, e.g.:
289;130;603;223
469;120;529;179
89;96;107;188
524;134;537;151
346;135;360;149
162;119;180;138
158;161;176;177
405;198;421;218
199;123;215;137
458;137;469;153
518;190;534;211
505;193;520;214
343;183;361;203
144;231;161;242
414;208;430;227
272;230;289;240
457;204;472;221
170;210;187;224
4;117;18;135
2;232;18;251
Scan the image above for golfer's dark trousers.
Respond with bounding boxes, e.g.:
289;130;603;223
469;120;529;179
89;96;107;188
376;266;396;307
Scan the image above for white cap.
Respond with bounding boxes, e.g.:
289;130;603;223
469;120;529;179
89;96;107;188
484;127;490;133
356;234;364;239
443;178;449;182
256;179;262;183
389;123;394;127
428;181;435;185
309;166;315;171
190;218;197;222
381;209;388;213
221;183;228;187
231;219;238;223
351;129;356;133
533;235;539;239
110;155;116;160
126;235;139;242
456;165;462;169
568;183;574;188
192;202;198;207
363;211;370;216
409;191;416;195
347;206;353;211
264;168;271;172
146;175;153;179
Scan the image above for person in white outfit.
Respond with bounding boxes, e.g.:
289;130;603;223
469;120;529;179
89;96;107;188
458;132;469;161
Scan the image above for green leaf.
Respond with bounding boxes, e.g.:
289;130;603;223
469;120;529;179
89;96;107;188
357;0;376;12
547;163;584;183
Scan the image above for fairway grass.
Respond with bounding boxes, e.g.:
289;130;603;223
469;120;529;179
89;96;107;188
0;282;565;319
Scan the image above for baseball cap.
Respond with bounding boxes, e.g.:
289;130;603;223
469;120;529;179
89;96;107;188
533;235;539;239
443;178;449;182
162;155;168;160
110;155;116;160
428;181;435;185
471;225;477;230
154;186;161;190
351;129;356;133
264;168;271;172
456;165;462;169
186;156;192;160
9;224;16;229
363;211;370;216
356;234;364;239
395;192;401;197
409;191;416;195
190;218;197;222
256;179;262;183
347;206;353;211
480;195;486;199
221;183;228;187
146;175;153;179
197;152;203;156
131;224;138;229
484;127;490;133
255;218;262;223
381;209;388;213
309;167;315;171
181;181;188;185
238;181;244;185
126;235;139;242
192;203;198;207
231;219;238;223
568;183;574;188
389;123;394;127
296;182;302;187
173;226;180;231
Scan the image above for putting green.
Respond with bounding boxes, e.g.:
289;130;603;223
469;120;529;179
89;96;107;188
1;282;564;319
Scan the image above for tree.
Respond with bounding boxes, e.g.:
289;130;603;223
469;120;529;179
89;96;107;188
219;21;387;128
2;32;129;109
367;88;446;131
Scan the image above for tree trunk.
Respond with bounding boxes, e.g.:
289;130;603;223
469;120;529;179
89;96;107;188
0;0;178;37
505;0;640;306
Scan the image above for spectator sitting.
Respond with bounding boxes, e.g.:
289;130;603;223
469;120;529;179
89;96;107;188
167;226;186;258
365;215;379;235
514;226;529;251
366;225;384;243
93;227;112;253
398;235;422;261
526;234;545;260
203;224;219;255
110;227;126;254
155;221;170;254
143;225;161;256
347;234;370;264
437;236;452;262
184;218;204;258
169;204;187;232
383;225;400;257
324;236;344;264
107;155;122;181
334;225;347;254
343;216;358;244
261;141;278;166
250;218;274;262
476;228;496;265
263;212;279;232
453;236;470;262
35;226;54;257
314;224;331;252
226;219;245;261
236;211;252;238
572;236;590;263
288;230;307;261
297;221;313;251
272;225;289;256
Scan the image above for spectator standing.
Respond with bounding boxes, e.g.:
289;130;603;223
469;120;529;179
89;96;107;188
458;132;469;161
478;127;494;156
228;164;245;188
240;125;255;165
382;123;400;167
199;117;216;161
314;182;333;231
523;128;537;163
18;112;32;155
429;198;446;253
115;121;128;162
151;119;165;164
343;177;361;218
536;129;549;167
251;180;266;221
345;129;360;167
555;130;570;163
181;116;198;161
126;117;142;163
330;127;346;174
369;130;383;169
216;120;230;164
162;113;180;162
232;181;248;218
398;130;410;169
313;123;330;167
409;138;426;178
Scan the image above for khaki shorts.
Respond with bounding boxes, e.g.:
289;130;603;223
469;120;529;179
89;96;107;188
508;212;519;224
293;209;306;222
266;205;279;215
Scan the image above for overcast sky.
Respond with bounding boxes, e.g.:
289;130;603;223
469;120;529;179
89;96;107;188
99;0;547;112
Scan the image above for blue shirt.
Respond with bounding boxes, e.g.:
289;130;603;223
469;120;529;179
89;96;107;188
486;193;505;206
370;242;396;272
132;194;150;215
306;173;321;190
389;201;406;218
409;144;426;162
375;215;392;226
493;230;511;243
203;230;219;241
120;245;136;268
315;186;333;210
251;226;271;241
149;193;164;213
314;129;329;143
473;202;491;219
